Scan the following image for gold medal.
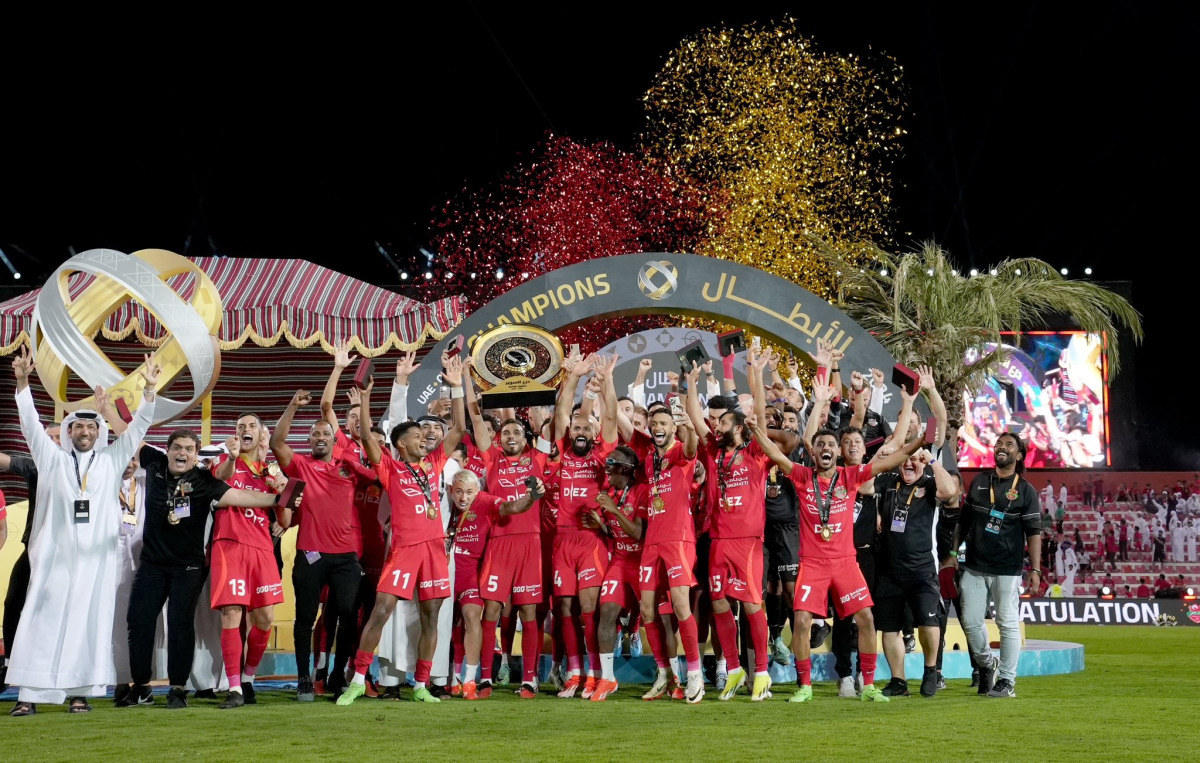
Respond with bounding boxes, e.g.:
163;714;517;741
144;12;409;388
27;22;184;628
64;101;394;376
167;509;180;525
819;524;833;541
426;503;438;520
652;496;665;512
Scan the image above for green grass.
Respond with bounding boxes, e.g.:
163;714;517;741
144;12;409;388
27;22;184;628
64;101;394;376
6;626;1198;761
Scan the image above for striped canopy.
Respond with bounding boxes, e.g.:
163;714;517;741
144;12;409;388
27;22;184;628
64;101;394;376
0;257;462;356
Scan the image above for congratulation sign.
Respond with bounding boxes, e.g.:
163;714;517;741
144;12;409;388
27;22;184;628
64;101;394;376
32;248;222;424
411;252;906;419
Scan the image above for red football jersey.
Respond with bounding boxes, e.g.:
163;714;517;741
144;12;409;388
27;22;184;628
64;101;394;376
336;430;364;464
602;482;650;565
282;453;375;554
375;446;450;547
555;436;616;533
703;439;770;540
628;429;697;545
453;491;501;561
212;454;276;551
462;434;489;488
540;460;562;536
787;463;873;560
482;446;547;537
355;480;387;568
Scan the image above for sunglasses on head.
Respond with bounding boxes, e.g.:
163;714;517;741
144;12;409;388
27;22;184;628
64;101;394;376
605;457;635;469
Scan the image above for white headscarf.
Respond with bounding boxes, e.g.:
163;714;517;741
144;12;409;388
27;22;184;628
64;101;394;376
59;408;110;454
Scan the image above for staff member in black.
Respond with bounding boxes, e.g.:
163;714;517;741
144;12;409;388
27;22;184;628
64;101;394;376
950;431;1042;699
868;447;958;698
763;462;800;666
119;429;286;709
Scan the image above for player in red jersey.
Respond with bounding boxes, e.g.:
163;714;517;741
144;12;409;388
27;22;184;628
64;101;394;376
271;389;378;702
685;352;774;701
615;377;704;703
587;444;649;701
337;356;467;706
474;413;550;699
748;378;925;703
209;412;292;709
551;355;619;698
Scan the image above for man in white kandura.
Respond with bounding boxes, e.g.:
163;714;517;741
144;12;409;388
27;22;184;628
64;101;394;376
7;346;158;716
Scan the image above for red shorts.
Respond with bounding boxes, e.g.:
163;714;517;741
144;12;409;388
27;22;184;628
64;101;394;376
795;556;873;618
479;534;544;606
639;541;697;593
599;562;641;611
378;539;452;602
552;532;609;596
454;554;483;608
210;540;284;610
709;537;764;604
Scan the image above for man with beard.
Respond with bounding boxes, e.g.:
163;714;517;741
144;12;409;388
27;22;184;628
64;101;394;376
272;389;378;702
209;412;291;708
8;347;157;716
474;413;549;699
337;355;467;705
864;447;958;698
749;378;925;704
685;353;773;701
951;431;1043;698
121;429;291;709
617;386;704;703
551;355;619;698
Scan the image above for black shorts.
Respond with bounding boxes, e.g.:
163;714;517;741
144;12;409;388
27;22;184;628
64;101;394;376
872;573;943;631
765;522;800;584
694;532;712;591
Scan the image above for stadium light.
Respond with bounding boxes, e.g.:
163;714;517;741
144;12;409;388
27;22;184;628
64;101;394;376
880;269;888;276
1185;587;1197;601
1100;586;1114;600
400;272;409;281
1084;267;1093;275
969;269;978;276
990;269;998;276
495;268;505;280
1060;267;1069;275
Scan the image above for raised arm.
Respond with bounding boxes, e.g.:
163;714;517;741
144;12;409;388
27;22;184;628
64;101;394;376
803;380;835;456
675;396;698;460
321;341;356;432
271;389;312;470
13;346;59;468
107;353;160;467
387;350;419;438
350;385;382;466
748;346;769;430
917;364;947;449
746;412;794;475
555;349;589;442
868;431;926;478
847;371;867;429
684;361;711;445
884;381;917;449
91;385;128;438
440;355;468;455
594;354;620;444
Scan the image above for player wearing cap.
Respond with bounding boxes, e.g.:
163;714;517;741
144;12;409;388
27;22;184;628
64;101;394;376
338;356;467;705
551;354;619;698
749;376;926;704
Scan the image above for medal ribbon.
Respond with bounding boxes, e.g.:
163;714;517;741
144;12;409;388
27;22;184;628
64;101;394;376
716;444;747;512
812;471;840;527
403;460;436;517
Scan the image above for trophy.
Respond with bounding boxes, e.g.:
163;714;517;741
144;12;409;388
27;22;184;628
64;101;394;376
469;324;566;407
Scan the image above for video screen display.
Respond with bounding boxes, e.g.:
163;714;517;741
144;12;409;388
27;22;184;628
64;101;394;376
958;332;1108;469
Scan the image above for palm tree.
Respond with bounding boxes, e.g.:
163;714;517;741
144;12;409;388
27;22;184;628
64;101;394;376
815;240;1143;424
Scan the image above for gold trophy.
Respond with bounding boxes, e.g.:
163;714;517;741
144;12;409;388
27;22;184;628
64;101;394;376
469;324;565;407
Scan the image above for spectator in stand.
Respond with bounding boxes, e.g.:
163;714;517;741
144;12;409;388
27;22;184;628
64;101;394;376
1105;528;1118;566
1073;526;1084;551
1152;530;1167;569
1101;571;1115;592
1136;578;1151;598
1082;480;1093;509
1153;573;1169;594
1118;519;1129;562
1116;483;1128;502
1055;500;1066;533
1171;515;1187;563
1093;476;1104;510
1041;481;1055;512
1040;509;1054;535
1124;585;1134;598
1058;482;1068;510
1134;512;1149;551
1078;548;1092;579
1186;518;1197;563
1133;527;1144;555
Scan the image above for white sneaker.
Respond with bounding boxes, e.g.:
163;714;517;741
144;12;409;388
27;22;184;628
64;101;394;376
547;664;565;692
838;676;858;698
685;669;705;704
642;668;670;700
854;672;864;695
715;664;728;691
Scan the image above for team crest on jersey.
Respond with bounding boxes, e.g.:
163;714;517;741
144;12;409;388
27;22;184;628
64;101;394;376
834;485;848;499
463;509;476;521
1005;488;1019;500
734;454;743;465
367;485;381;498
339;465;352;479
520;456;531;466
915;487;926;499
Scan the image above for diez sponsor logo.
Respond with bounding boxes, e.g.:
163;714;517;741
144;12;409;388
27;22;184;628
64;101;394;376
616;541;640;552
562;486;590;498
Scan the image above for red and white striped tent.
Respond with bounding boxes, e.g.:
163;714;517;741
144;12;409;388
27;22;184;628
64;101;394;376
0;257;461;355
0;257;462;503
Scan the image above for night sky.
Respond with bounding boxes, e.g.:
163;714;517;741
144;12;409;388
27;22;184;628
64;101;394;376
1;3;1194;467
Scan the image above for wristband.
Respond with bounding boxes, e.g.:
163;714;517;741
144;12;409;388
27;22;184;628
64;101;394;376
450;386;465;399
585;390;598;400
831;366;840;373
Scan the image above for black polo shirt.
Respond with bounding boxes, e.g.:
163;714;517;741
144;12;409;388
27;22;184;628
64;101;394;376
765;464;798;525
875;468;940;580
852;491;879;549
961;471;1042;576
140;445;231;567
7;455;38;545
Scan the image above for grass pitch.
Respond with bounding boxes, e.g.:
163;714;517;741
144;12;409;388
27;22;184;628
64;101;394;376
5;625;1197;761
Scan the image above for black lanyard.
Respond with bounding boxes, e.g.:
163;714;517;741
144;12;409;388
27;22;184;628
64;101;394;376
613;484;631;514
716;444;746;510
404;460;434;506
812;471;840;526
650;447;666;494
70;451;96;496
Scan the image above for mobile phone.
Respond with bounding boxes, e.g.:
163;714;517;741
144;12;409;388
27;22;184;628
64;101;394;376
569;343;580;357
114;398;133;424
669;394;684;416
751;335;761;351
